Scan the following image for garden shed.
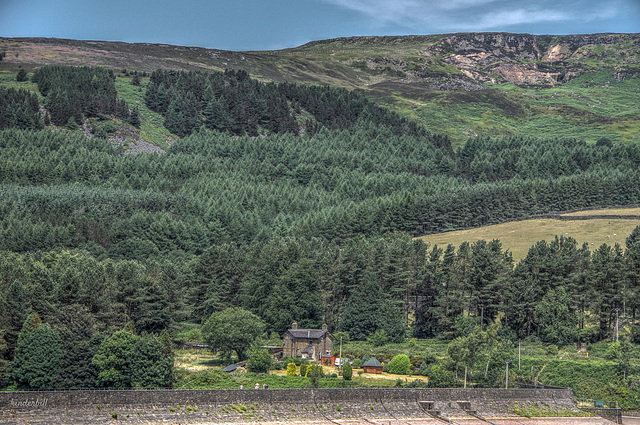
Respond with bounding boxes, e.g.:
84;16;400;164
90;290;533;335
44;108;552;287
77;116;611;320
363;356;383;374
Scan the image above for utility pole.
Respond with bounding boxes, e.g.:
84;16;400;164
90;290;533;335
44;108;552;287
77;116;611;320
615;309;620;342
505;360;512;389
464;366;467;389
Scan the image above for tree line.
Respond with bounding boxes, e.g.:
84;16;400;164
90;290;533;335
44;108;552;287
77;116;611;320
144;68;430;139
2;127;640;258
2;229;640;389
0;88;43;130
31;65;137;128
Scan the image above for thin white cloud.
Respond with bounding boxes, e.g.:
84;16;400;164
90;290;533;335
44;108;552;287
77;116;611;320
468;8;570;31
317;0;627;32
324;0;422;24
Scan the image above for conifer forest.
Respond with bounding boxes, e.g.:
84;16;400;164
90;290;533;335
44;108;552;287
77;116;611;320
1;62;640;402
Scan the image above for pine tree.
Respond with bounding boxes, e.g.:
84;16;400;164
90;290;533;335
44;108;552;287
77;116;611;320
128;106;141;128
16;68;28;82
338;271;382;340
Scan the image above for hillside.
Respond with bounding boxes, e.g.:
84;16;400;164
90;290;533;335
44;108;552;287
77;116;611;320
418;207;640;262
2;33;640;401
1;33;639;144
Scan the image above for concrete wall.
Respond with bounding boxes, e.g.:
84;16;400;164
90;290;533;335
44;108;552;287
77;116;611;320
0;387;582;425
0;387;574;409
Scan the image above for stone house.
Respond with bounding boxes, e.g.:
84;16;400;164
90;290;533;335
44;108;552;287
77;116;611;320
282;321;334;363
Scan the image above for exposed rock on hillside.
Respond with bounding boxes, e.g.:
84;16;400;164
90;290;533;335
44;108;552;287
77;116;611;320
420;33;640;87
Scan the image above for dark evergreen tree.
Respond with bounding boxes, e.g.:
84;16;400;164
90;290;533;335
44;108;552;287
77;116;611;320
11;323;63;389
16;68;28;82
338;271;382;340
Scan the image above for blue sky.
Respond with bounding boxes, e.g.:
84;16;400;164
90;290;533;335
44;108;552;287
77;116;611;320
1;0;638;51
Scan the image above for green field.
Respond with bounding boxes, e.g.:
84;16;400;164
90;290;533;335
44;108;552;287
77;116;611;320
418;208;640;262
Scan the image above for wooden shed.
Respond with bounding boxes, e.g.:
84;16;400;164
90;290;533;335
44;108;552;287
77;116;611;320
363;356;383;374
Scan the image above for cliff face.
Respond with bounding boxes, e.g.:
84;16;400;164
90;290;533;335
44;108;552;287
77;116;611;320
421;33;640;87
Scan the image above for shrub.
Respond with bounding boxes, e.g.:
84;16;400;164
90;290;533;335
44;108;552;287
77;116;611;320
424;349;437;365
351;358;363;369
100;121;117;134
426;364;460;388
342;362;353;381
187;369;229;386
387;354;411;375
286;362;297;377
300;364;308;377
333;331;350;344
247;348;272;373
309;364;323;388
65;116;79;130
367;329;389;346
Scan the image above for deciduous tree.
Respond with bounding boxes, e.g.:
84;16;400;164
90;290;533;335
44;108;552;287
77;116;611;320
202;307;265;360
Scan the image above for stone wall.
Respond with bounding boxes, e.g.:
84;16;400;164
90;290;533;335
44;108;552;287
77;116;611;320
0;388;579;424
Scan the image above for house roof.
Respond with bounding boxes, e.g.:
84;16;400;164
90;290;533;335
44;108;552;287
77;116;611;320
285;329;331;340
363;357;382;367
221;363;241;372
301;345;315;354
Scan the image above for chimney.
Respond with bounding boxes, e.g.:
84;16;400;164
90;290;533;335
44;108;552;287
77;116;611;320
322;323;328;331
292;321;298;330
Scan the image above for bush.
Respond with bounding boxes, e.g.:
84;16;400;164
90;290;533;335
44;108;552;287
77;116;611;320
247;349;272;373
351;359;363;369
65;116;79;130
300;364;308;377
367;329;388;346
333;331;350;344
342;362;353;381
426;364;460;388
546;345;559;356
423;349;437;365
186;369;229;387
387;354;411;375
406;379;429;388
286;363;297;376
309;364;323;388
100;121;117;134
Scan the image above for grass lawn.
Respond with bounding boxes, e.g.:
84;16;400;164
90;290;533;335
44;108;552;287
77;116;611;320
418;209;640;263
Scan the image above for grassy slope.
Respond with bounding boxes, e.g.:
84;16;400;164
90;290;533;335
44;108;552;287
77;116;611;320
418;208;640;263
114;75;175;147
2;35;639;147
409;69;640;146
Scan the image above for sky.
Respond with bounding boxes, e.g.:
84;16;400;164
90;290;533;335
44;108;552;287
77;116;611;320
1;0;639;51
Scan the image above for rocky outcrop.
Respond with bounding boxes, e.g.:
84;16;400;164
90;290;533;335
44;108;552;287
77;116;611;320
420;33;640;87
